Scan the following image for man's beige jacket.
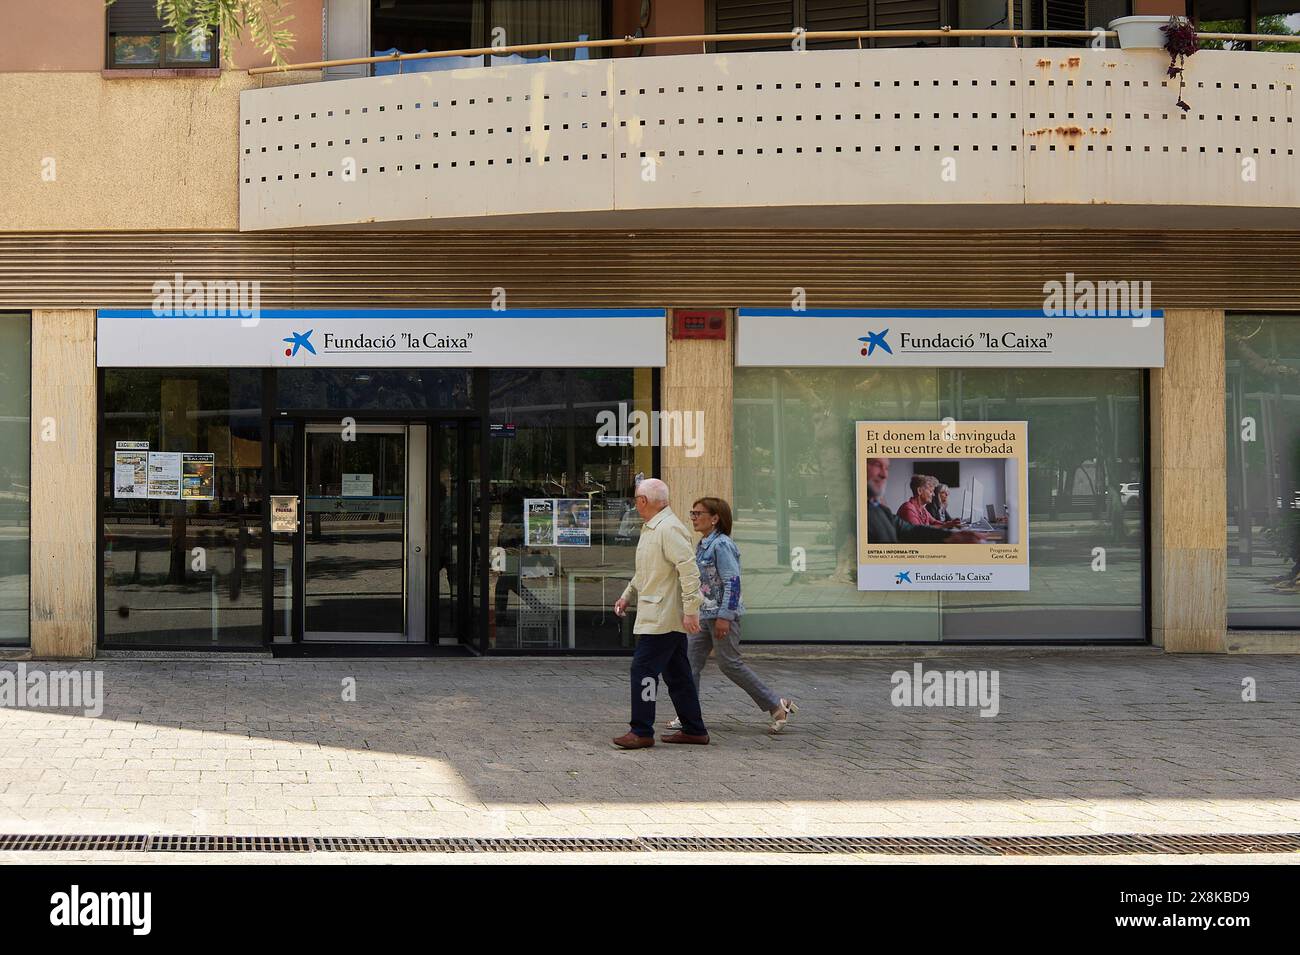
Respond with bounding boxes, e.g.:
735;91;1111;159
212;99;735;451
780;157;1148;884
619;506;702;635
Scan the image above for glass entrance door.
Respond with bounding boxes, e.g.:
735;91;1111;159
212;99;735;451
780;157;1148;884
297;419;478;646
303;424;427;641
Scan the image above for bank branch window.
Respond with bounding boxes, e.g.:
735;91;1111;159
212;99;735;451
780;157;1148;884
0;313;30;646
1227;315;1300;629
733;367;1147;642
100;369;263;648
487;368;655;651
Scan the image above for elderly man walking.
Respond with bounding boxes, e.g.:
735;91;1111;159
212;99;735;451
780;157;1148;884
612;477;710;748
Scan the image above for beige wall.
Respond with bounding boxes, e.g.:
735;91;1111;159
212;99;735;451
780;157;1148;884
1151;309;1228;653
0;69;317;233
30;309;97;660
0;0;322;72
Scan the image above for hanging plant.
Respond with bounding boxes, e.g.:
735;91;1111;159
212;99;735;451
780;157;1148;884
1162;16;1200;112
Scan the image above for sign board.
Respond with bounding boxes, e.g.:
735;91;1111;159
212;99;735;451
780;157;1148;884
737;309;1165;368
271;495;299;533
524;498;592;548
181;452;215;500
856;421;1030;591
113;442;149;499
146;452;182;500
96;308;668;368
341;473;373;497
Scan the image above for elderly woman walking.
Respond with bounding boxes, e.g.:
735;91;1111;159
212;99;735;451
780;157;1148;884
670;496;799;734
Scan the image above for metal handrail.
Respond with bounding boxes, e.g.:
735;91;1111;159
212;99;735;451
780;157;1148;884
248;27;1294;76
247;27;1299;75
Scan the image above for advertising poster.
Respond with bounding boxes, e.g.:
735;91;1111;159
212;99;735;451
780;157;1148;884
146;451;183;500
525;499;555;546
855;421;1029;591
181;452;216;500
341;473;374;497
113;441;149;499
554;499;592;547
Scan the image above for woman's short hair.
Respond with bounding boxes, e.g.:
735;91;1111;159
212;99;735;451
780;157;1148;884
693;496;733;536
935;483;949;496
909;474;931;494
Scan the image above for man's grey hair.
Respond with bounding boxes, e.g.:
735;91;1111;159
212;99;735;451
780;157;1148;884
636;477;670;504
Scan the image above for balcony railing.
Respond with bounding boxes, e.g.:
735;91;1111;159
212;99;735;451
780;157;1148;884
239;31;1299;232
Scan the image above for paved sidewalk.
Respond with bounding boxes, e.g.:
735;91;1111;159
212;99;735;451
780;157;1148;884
1;651;1298;844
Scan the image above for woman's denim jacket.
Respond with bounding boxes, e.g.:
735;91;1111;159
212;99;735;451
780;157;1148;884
695;530;744;621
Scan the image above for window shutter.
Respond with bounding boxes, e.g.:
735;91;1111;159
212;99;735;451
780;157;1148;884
711;0;797;51
805;0;871;30
1031;0;1090;46
804;0;870;48
107;0;167;34
872;0;944;47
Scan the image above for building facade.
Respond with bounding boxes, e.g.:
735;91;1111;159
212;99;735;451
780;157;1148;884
1;0;1298;658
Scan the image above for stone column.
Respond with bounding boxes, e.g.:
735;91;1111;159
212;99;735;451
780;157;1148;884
1150;309;1226;652
30;308;97;659
660;310;734;522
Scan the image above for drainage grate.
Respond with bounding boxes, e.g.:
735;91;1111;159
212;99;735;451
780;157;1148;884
1;832;1297;856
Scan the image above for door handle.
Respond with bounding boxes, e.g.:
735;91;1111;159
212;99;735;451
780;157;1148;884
414;545;422;553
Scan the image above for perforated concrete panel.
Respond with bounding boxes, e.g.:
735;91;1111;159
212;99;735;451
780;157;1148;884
239;48;1298;231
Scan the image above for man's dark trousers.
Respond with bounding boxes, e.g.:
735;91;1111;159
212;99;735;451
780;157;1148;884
629;631;708;737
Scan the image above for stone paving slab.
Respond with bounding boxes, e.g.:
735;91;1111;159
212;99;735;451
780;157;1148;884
1;653;1298;841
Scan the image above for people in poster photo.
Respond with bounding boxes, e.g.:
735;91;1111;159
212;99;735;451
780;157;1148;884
556;499;592;546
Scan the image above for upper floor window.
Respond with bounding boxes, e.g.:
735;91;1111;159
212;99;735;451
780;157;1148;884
706;0;1132;50
325;0;605;78
1193;0;1300;52
107;0;219;69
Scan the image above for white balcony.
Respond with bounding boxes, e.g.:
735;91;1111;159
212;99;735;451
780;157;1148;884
239;46;1298;231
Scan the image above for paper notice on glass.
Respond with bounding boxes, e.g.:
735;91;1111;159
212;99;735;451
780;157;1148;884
113;441;149;499
554;499;592;547
524;498;555;546
146;451;182;500
341;473;374;497
181;452;216;500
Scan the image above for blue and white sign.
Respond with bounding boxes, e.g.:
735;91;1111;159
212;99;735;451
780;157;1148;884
96;308;667;368
737;308;1165;368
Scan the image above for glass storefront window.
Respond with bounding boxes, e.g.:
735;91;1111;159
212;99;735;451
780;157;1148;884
733;367;1147;642
101;369;263;648
487;368;654;650
1226;315;1300;629
0;313;31;646
277;368;473;411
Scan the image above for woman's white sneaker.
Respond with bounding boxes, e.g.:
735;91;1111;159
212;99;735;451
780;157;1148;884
667;717;682;730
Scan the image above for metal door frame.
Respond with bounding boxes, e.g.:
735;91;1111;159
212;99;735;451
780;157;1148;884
301;422;420;642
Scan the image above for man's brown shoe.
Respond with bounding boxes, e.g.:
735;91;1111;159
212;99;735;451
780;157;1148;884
612;732;655;749
660;731;710;745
